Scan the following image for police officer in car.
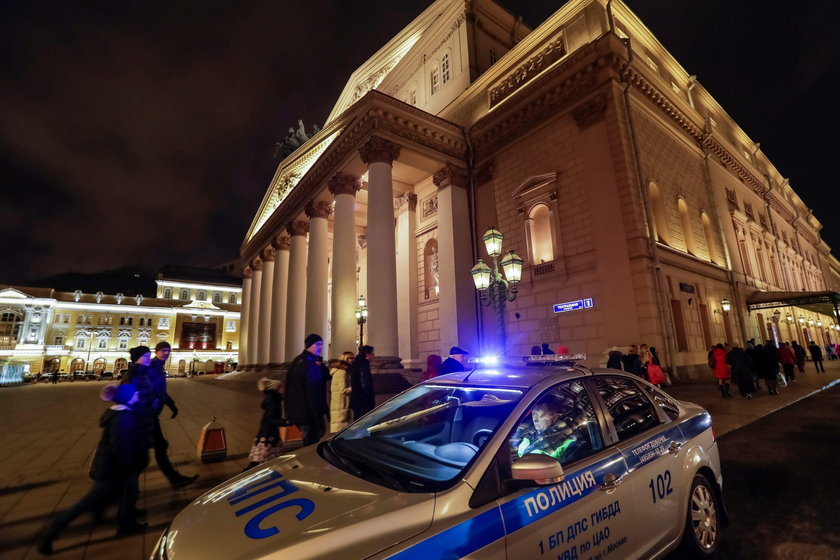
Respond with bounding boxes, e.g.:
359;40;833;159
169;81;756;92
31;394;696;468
512;394;579;462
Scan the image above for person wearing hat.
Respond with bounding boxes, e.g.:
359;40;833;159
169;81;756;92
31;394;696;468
38;384;147;554
349;345;376;420
285;334;328;446
123;346;156;457
148;341;198;489
440;346;469;375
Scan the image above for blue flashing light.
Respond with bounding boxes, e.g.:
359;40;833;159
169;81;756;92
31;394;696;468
473;355;499;365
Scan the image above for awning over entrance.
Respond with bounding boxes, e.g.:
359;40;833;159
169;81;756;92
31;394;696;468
746;290;840;317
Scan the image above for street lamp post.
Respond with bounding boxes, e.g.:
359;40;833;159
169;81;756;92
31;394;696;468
355;295;368;348
471;227;524;354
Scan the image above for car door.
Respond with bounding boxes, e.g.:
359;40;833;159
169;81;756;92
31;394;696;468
500;379;638;560
591;375;686;556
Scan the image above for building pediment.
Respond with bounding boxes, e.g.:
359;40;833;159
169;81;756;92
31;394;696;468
0;288;33;300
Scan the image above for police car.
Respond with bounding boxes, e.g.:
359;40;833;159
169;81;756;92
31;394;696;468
152;355;725;560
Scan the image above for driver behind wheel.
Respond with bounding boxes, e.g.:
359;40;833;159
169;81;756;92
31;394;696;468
512;395;579;461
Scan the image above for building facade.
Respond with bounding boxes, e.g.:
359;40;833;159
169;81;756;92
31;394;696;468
0;268;242;382
237;0;840;379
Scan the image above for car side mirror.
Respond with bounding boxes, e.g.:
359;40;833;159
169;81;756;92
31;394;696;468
511;453;565;485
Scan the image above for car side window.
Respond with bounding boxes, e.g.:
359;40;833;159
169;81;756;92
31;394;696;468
643;384;680;421
509;380;604;467
594;376;662;441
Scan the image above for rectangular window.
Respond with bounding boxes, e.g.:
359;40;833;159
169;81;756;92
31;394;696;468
213;293;222;304
699;304;713;349
670;299;689;351
77;338;86;349
119;339;128;350
431;69;440;94
54;335;64;346
98;338;107;349
228;293;237;304
441;54;450;83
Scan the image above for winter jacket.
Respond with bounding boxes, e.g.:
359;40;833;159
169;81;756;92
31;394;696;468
329;366;352;432
606;351;624;370
777;346;795;365
349;356;375;412
808;343;823;361
440;357;465;375
284;350;327;426
149;357;177;415
122;363;155;449
712;348;729;379
255;380;286;441
621;353;642;376
89;407;146;480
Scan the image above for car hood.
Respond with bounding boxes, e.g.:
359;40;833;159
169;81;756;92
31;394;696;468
164;445;435;560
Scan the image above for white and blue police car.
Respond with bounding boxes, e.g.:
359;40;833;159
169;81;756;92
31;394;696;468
152;354;725;559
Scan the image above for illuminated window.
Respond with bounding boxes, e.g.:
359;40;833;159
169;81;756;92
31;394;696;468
54;335;64;346
441;53;450;83
118;339;128;351
213;292;221;304
180;289;189;300
197;291;206;301
648;182;670;245
228;293;237;304
98;338;108;350
677;198;697;255
76;337;86;349
163;288;172;299
431;68;440;94
528;203;555;263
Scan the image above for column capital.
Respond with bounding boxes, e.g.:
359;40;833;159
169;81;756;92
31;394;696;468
359;136;401;165
250;257;263;272
260;246;276;262
433;164;469;190
394;192;418;212
328;172;362;197
243;266;253;279
305;199;334;220
286;219;309;237
271;234;291;251
357;235;368;249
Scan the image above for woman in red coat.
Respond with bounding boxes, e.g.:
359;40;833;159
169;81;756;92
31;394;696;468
777;342;796;383
711;344;731;398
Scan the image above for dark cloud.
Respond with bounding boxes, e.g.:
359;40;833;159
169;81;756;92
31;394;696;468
1;0;838;283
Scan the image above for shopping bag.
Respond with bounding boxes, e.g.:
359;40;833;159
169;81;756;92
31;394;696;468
776;370;788;387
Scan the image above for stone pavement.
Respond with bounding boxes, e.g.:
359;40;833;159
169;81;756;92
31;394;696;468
0;360;838;559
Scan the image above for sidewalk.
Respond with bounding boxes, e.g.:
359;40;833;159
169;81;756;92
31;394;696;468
0;360;838;559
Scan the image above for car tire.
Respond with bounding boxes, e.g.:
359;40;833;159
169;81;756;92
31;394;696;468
679;473;721;557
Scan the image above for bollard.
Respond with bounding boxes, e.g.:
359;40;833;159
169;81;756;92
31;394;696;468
197;416;227;463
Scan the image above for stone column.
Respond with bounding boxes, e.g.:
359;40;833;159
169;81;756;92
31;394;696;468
247;258;263;367
359;136;401;360
269;235;290;365
305;199;333;346
285;220;309;360
329;173;362;358
257;247;275;366
396;193;419;363
434;164;478;353
238;267;252;367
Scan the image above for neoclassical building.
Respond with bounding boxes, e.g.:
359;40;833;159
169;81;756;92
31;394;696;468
0;266;242;382
238;0;840;379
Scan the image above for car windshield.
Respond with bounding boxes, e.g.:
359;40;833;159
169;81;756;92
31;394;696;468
323;384;523;492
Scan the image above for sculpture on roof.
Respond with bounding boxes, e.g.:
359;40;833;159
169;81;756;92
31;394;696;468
274;120;322;160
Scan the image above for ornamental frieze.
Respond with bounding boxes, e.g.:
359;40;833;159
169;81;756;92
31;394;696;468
489;33;567;107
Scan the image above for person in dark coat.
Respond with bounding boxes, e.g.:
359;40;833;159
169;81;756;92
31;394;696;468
725;345;754;399
122;346;156;452
440;346;469;374
606;350;624;370
649;347;661;366
760;341;780;395
791;340;807;374
349;345;376;420
148;342;197;488
38;384;147;554
621;345;642;377
808;340;825;372
285;334;327;446
243;378;287;471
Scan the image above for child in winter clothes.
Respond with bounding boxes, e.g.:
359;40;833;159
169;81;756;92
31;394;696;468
38;383;146;555
243;378;287;471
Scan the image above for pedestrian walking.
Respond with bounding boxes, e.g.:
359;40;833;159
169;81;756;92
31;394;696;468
710;344;731;398
777;342;796;382
148;342;197;489
808;341;825;372
37;384;147;554
621;345;642;377
122;346;156;455
726;345;754;399
285;334;328;446
791;340;807;374
51;370;58;384
606;349;624;370
349;345;376;420
761;341;781;395
243;377;287;471
440;346;469;374
329;352;354;433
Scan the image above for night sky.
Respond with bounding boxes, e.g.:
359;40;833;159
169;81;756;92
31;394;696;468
2;1;838;284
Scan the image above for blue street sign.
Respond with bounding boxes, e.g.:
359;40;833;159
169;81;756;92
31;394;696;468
553;298;595;313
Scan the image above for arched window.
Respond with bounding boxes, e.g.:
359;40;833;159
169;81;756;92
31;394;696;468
180;289;189;300
528;203;555;263
677;198;697;255
213;292;222;304
229;293;237;304
701;212;720;264
0;311;23;339
648;182;670;245
441;53;451;83
431;68;440;94
163;288;172;299
197;291;206;301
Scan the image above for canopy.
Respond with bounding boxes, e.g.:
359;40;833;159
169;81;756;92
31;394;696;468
746;290;840;318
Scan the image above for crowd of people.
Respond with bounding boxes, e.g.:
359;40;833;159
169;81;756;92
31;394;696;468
605;343;668;386
38;342;197;555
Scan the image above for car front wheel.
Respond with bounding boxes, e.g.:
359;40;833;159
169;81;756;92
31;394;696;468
679;473;721;557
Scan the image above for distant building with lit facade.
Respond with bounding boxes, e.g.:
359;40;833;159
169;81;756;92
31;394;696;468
236;0;840;380
0;266;241;381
